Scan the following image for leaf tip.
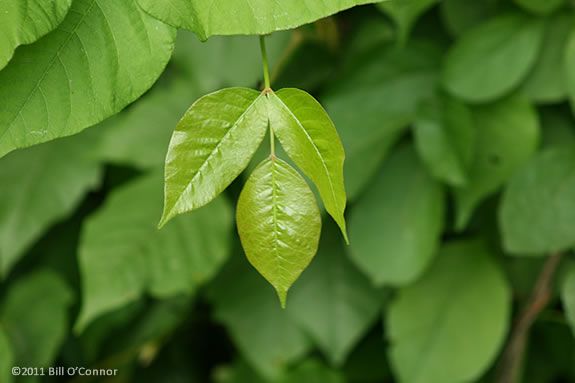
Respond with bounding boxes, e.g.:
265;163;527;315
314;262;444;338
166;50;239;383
275;287;288;309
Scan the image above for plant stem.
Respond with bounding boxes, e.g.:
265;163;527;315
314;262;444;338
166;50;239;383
259;35;271;90
259;35;275;157
496;252;564;383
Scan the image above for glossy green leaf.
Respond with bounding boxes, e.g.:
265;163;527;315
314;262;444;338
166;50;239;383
562;266;575;337
77;173;232;331
378;0;438;44
136;0;382;40
500;145;575;254
521;13;572;103
1;271;73;367
513;0;564;15
237;158;321;307
209;255;311;379
0;328;13;383
322;38;440;199
0;0;176;158
268;88;347;239
454;96;539;229
349;145;444;286
442;13;545;103
160;88;268;227
0;0;71;70
287;223;382;365
414;92;474;186
0;133;101;277
387;241;511;383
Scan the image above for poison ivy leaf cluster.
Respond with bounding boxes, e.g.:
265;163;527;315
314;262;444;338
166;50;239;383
2;0;575;382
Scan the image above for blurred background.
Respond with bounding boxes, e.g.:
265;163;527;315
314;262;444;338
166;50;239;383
2;0;575;382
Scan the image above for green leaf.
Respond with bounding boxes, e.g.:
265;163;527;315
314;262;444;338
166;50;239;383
521;13;572;103
0;133;101;277
513;0;564;15
0;0;176;158
414;92;474;186
237;157;321;307
562;266;575;337
136;0;382;40
278;359;345;383
500;145;575;254
567;26;575;114
349;145;444;286
0;327;13;383
209;255;311;379
454;96;539;229
160;88;268;227
98;78;198;170
77;172;232;331
378;0;438;45
440;0;499;36
387;241;511;383
442;13;545;103
286;223;382;365
268;88;347;239
1;271;73;367
0;0;71;70
322;38;440;199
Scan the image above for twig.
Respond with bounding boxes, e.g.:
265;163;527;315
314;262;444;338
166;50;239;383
496;253;564;383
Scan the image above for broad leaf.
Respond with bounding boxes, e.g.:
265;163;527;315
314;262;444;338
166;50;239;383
209;255;311;379
0;328;12;383
562;266;575;338
521;13;572;103
77;173;232;331
136;0;382;40
0;0;176;158
0;0;71;70
513;0;564;15
237;157;321;307
414;92;474;186
1;271;73;367
378;0;438;45
442;13;545;103
0;133;101;277
349;145;444;286
387;241;511;383
322;38;440;199
160;88;268;227
500;145;575;254
454;96;539;229
268;88;347;239
287;223;382;365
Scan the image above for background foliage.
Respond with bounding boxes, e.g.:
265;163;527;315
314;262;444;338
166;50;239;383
1;0;575;382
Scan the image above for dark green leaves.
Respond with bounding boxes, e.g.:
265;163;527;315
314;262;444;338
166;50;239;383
562;266;575;337
349;145;444;286
78;173;233;331
0;0;176;157
0;0;71;69
160;88;268;227
136;0;381;40
378;0;438;44
454;96;539;229
500;145;575;254
0;133;101;277
387;241;511;383
1;271;73;367
268;88;347;239
567;27;575;113
443;13;545;103
237;158;321;306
